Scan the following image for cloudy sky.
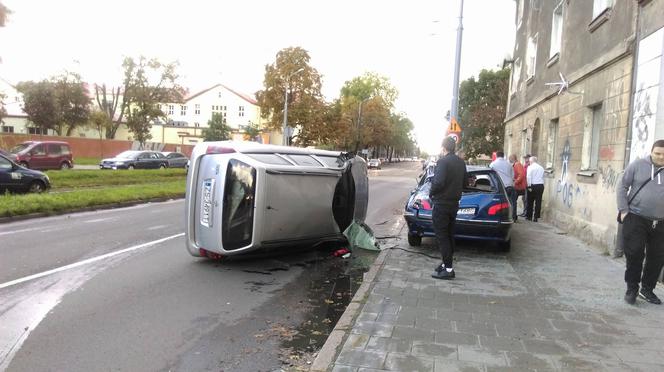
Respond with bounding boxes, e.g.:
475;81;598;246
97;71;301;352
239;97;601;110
0;0;515;153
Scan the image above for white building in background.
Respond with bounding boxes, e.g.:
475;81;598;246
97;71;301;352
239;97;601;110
156;84;277;145
0;77;45;135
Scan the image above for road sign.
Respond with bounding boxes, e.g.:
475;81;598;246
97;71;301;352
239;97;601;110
448;132;460;143
449;117;462;132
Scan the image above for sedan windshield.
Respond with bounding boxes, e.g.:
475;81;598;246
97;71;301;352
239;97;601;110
115;151;141;159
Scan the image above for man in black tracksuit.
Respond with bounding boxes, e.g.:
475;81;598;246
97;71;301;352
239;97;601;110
430;137;467;280
618;139;664;305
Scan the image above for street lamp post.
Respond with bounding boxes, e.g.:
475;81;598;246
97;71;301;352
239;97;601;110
282;67;305;146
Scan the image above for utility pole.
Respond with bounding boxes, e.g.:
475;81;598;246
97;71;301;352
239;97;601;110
450;0;464;124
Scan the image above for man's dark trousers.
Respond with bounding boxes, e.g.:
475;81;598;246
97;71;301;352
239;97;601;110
432;204;458;268
506;186;516;220
623;214;664;291
526;184;544;220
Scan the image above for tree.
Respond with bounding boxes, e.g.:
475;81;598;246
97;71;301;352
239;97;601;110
0;1;9;27
255;47;327;146
202;113;231;141
53;72;91;136
16;80;60;134
94;84;124;139
122;56;184;147
243;121;262;142
0;92;7;126
340;72;398;109
458;68;510;159
89;110;113;157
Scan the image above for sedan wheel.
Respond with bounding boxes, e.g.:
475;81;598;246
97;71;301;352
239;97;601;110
29;181;45;193
128;165;135;170
407;234;422;247
159;164;166;169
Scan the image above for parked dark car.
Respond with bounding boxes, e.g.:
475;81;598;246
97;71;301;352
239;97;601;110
0;153;51;193
10;141;74;170
99;151;168;170
0;149;17;162
403;165;513;250
162;152;189;169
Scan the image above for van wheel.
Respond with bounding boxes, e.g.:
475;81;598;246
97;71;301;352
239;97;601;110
498;239;511;252
407;234;422;247
29;181;45;193
60;162;71;170
159;164;166;169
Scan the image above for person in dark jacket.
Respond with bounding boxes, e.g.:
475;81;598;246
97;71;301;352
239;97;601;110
429;137;467;280
618;139;664;305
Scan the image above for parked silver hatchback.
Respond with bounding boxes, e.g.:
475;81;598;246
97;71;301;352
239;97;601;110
185;141;368;258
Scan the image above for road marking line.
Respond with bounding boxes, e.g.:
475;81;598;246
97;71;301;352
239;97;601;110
0;228;39;237
83;217;115;223
147;225;168;230
0;233;184;290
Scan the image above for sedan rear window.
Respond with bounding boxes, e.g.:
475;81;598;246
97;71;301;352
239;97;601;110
466;173;498;192
222;159;256;250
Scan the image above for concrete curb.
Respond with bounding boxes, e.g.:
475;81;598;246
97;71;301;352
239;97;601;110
309;246;390;372
310;218;405;372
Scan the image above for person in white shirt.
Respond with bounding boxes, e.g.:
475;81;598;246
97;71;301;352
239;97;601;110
489;151;515;220
526;156;545;222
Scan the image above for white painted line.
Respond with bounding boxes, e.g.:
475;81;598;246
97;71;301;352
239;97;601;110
83;217;115;223
0;233;184;290
147;225;168;231
0;228;39;237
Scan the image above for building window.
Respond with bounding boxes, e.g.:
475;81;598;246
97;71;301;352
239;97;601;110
582;104;603;170
546;119;559;169
168;105;174;115
180;105;187;116
223;112;227;118
195;104;200;115
526;34;538;79
592;0;613;19
1;125;14;133
521;128;529;156
28;127;46;135
239;106;245;117
550;2;563;59
223;106;227;111
223;118;227;124
218;92;222;98
510;58;522;94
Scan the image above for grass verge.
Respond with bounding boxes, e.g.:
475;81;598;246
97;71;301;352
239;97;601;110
75;157;102;166
46;169;187;189
0;181;185;217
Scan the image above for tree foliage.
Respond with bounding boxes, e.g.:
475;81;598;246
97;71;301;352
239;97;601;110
122;56;184;147
0;92;7;126
94;83;124;139
243;121;262;142
458;68;510;159
202;113;231;141
255;47;326;146
16;73;91;136
0;1;9;27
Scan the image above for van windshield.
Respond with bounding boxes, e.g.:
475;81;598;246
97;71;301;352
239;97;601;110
222;159;256;251
10;143;31;154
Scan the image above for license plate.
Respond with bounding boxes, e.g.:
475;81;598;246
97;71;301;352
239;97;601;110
457;208;475;216
200;178;215;227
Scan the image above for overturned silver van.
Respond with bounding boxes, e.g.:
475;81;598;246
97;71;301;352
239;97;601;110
185;141;368;258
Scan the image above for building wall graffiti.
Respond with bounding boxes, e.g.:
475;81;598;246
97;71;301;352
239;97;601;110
599;165;620;191
630;27;663;162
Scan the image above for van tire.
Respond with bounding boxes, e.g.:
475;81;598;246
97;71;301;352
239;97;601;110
159;164;166;169
29;181;46;193
407;234;422;247
60;162;71;170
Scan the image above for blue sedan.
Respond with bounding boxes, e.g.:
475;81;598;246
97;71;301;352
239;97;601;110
403;165;513;251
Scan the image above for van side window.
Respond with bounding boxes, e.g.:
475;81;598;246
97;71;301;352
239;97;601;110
60;145;71;155
48;144;62;155
32;145;46;156
316;156;345;168
246;154;292;165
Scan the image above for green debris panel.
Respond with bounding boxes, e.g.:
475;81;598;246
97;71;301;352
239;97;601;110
343;221;380;251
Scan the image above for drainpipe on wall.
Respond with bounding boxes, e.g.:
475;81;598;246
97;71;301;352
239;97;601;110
615;2;642;258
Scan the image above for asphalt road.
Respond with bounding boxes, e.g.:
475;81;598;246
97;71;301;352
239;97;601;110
0;161;422;372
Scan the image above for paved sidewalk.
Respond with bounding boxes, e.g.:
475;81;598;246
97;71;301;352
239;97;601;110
312;220;664;372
